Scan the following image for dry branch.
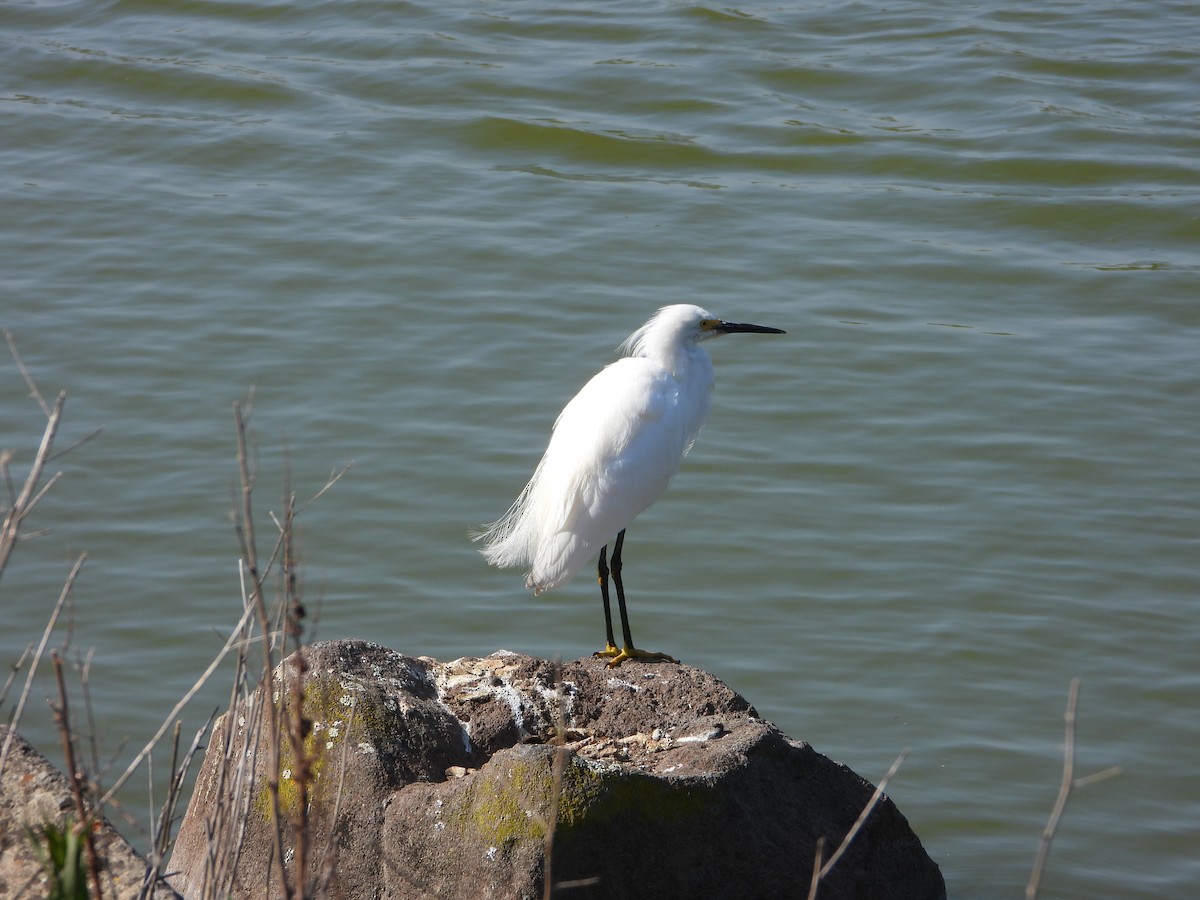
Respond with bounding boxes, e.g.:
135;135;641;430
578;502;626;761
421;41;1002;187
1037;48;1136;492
0;388;66;579
808;748;909;900
0;552;86;776
1026;678;1080;900
1;331;72;580
51;651;104;900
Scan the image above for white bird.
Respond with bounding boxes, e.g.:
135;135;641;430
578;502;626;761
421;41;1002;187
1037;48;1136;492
475;304;785;667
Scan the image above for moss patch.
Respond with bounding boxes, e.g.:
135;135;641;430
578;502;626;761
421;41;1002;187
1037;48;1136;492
450;748;714;848
560;760;712;830
253;672;383;820
456;754;549;846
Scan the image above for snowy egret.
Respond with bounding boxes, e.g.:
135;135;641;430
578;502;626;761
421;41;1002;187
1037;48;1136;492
475;304;785;667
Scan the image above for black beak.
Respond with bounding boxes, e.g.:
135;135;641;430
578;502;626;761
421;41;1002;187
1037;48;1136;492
716;320;786;335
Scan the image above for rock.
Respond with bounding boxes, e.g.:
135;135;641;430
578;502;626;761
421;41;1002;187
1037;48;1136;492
170;641;944;899
0;725;179;899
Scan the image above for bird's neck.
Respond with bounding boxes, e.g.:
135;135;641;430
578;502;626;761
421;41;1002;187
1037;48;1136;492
644;343;713;387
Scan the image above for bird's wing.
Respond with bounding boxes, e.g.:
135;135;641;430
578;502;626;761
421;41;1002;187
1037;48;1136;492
481;358;692;593
538;357;688;549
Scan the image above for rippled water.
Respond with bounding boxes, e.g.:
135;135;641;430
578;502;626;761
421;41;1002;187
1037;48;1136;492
3;2;1198;897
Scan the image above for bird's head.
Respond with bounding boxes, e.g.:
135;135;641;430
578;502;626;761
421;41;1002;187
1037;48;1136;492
621;304;785;359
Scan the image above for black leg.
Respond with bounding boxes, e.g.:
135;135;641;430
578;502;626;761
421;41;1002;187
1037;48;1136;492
594;528;677;668
598;543;616;651
611;529;636;650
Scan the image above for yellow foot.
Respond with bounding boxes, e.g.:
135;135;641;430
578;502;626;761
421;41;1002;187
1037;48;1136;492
594;645;679;668
593;643;621;660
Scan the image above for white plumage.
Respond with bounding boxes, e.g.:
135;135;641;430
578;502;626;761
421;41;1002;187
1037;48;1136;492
475;303;784;665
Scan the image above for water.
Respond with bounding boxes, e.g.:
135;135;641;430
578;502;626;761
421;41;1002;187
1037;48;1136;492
3;1;1198;896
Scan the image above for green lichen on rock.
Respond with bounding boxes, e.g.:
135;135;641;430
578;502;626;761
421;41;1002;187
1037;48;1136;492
457;752;549;846
559;759;713;830
252;672;383;820
450;747;715;849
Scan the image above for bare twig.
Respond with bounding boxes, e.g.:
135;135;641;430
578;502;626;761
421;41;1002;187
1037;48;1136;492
97;601;256;808
231;401;290;898
298;462;353;513
312;700;357;897
2;451;16;510
116;398;343;899
48;426;105;463
808;748;909;899
806;837;825;900
79;648;102;780
1;553;86;776
1026;678;1080;900
51;651;104;900
278;478;317;900
5;329;50;416
233;402;258;583
156;722;182;859
1;333;72;581
536;661;599;897
0;644;33;711
0;389;66;580
199;580;260;899
543;659;566;900
1074;765;1122;789
140;714;213;899
19;469;64;521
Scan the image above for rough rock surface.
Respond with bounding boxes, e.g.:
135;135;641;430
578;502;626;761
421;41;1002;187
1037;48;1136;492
0;725;179;899
170;641;944;899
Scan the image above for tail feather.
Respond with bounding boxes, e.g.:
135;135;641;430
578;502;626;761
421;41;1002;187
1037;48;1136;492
475;453;595;593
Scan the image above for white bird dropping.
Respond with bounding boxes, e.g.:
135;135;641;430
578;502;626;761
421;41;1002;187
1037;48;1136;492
475;304;785;667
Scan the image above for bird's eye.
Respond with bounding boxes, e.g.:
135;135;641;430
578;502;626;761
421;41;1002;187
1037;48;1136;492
699;319;720;331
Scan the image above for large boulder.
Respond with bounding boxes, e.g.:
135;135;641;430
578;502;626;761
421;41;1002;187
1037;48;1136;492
170;641;944;899
0;725;179;899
